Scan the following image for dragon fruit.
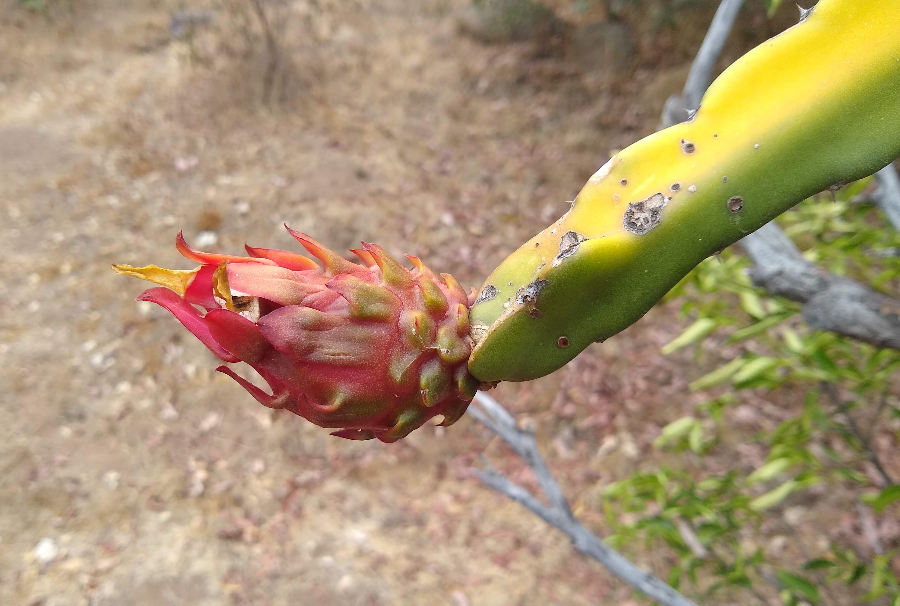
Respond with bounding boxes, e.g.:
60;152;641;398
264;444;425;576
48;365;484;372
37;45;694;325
113;227;480;442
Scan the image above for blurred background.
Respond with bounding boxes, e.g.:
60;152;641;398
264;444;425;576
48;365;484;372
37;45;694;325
2;1;897;605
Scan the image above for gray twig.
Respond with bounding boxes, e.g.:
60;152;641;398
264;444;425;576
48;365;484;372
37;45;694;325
874;163;900;232
661;0;744;128
742;224;900;350
249;0;280;104
468;392;700;606
822;383;896;486
856;500;884;556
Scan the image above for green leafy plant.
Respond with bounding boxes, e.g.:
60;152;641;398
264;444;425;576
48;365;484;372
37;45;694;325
603;183;900;604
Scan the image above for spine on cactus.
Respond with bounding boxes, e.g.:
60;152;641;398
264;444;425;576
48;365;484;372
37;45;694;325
467;0;900;382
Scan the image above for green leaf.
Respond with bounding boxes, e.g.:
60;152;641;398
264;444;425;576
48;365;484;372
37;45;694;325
803;559;836;570
728;313;793;342
655;417;697;447
746;458;794;485
662;318;717;355
782;329;804;354
690;357;746;391
776;570;820;602
689;422;704;453
870;485;900;513
739;290;767;320
750;480;797;511
811;347;840;378
732;357;780;387
847;563;867;585
667;564;682;590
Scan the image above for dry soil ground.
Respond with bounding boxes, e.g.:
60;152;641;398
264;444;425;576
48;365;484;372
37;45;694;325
1;1;892;605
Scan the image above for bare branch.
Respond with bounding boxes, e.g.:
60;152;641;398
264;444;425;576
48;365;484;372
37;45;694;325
468;393;700;606
821;383;896;486
661;0;744;128
674;516;710;560
741;224;900;350
472;392;572;515
249;0;280;104
856;500;884;556
874;163;900;232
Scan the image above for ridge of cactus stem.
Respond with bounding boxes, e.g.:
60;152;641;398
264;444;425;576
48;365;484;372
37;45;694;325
467;0;900;383
113;227;481;442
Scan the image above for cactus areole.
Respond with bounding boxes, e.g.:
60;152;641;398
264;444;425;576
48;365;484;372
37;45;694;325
114;228;479;442
467;0;900;382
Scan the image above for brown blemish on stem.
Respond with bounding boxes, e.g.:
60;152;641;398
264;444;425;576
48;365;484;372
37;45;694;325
727;196;744;213
680;139;696;154
555;231;587;264
557;336;569;347
473;284;498;305
515;279;547;305
623;193;667;235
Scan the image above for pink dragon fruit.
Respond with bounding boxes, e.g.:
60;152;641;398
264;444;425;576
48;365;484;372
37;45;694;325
113;227;480;442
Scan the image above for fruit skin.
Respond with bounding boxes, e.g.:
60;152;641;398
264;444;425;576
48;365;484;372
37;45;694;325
114;227;479;442
468;0;900;382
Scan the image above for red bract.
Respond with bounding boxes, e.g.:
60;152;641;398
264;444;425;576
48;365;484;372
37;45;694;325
114;227;480;442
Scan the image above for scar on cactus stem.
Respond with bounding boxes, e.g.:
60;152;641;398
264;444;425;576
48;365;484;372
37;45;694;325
112;227;483;443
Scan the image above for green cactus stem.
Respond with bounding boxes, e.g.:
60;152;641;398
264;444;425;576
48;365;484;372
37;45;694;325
468;0;900;382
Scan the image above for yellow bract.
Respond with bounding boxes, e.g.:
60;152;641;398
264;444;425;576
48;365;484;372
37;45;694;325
111;264;198;296
112;262;236;311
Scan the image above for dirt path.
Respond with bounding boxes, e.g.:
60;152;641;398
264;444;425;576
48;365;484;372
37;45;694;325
0;1;768;604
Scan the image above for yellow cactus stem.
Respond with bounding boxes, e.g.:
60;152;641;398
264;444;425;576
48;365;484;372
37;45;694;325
468;0;900;382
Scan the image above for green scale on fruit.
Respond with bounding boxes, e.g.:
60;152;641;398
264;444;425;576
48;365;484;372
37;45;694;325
468;0;900;382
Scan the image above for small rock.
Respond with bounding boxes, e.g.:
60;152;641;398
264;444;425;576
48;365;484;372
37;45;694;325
733;405;759;426
159;402;179;421
95;557;116;573
194;231;218;248
198;411;222;433
250;459;266;475
783;506;806;526
596;434;619;458
60;558;83;572
337;574;354;590
174;155;199;171
620;434;639;459
34;538;59;565
451;591;472;606
103;471;120;490
766;535;788;557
